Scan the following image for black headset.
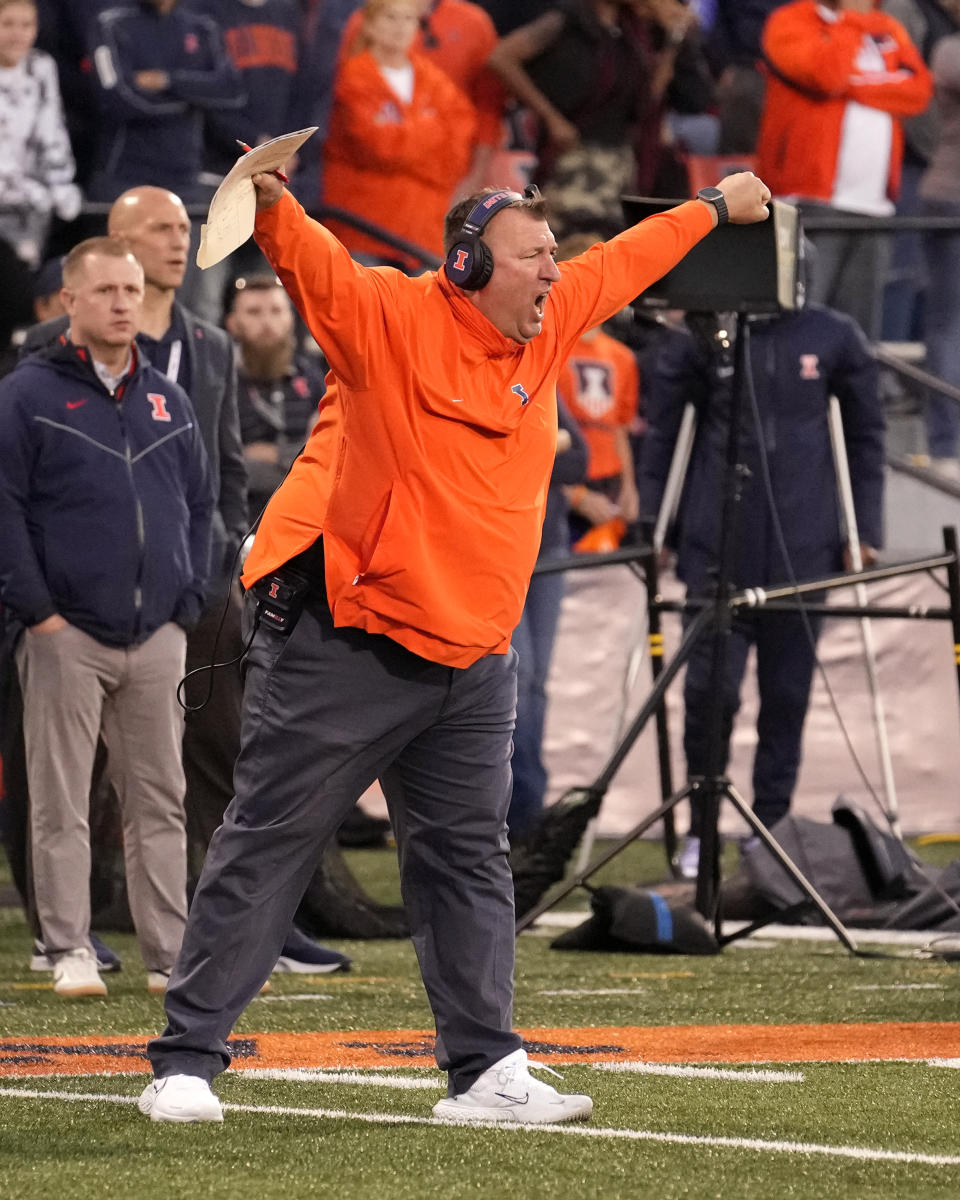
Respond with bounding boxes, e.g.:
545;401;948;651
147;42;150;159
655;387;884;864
444;184;542;291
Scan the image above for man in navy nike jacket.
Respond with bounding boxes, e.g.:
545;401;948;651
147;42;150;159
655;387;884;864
0;236;214;998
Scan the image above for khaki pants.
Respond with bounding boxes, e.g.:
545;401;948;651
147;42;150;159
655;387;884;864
17;622;189;969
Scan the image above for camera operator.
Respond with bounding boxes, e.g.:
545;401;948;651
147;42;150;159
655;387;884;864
639;298;885;878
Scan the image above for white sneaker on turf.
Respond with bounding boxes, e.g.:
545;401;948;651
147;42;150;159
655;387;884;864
146;970;171;995
138;1075;223;1123
432;1048;593;1125
676;835;701;880
52;948;107;998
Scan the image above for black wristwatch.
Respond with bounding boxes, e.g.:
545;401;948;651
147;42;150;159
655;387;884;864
697;186;729;226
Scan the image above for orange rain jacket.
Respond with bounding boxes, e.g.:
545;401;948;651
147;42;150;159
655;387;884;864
339;0;503;149
322;49;476;269
756;0;932;205
243;191;713;667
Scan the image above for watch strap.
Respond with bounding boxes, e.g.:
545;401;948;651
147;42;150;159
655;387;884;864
698;188;729;227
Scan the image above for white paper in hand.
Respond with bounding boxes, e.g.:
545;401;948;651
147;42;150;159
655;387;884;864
196;127;318;269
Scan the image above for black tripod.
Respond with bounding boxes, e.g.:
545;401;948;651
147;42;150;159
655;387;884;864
515;312;960;950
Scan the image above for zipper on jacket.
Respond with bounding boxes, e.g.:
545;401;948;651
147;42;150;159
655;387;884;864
118;402;146;638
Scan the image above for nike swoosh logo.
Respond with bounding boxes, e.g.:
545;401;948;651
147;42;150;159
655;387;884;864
494;1091;529;1105
450;398;466;404
66;400;87;409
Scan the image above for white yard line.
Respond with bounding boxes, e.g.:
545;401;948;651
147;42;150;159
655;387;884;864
254;994;334;1003
538;988;647;997
596;1062;804;1083
852;984;945;991
1;1086;959;1166
240;1069;444;1089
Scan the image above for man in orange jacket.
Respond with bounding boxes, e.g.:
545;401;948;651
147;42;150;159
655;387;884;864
139;165;772;1126
756;0;931;337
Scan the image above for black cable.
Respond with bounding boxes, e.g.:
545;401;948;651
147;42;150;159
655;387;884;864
175;440;307;715
175;529;260;715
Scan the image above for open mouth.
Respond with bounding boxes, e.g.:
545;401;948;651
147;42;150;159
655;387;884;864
534;293;548;317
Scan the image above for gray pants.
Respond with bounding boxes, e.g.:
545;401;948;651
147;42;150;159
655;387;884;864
804;203;892;341
148;589;522;1093
17;622;188;968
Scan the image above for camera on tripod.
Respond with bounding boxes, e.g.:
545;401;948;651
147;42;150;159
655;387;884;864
622;196;803;316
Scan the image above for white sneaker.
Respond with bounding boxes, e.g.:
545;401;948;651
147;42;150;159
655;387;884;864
677;836;701;880
138;1075;223;1123
52;948;107;998
146;970;171;995
432;1049;593;1125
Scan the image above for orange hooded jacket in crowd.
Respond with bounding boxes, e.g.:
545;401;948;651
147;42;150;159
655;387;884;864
339;0;504;150
756;0;932;204
321;48;477;269
242;191;714;667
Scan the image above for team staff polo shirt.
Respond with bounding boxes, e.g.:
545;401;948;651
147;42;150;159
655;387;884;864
243;191;713;667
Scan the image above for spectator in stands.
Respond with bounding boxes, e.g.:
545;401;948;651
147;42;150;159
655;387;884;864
321;0;476;270
919;23;960;476
478;0;553;33
879;1;960;343
339;0;505;196
756;0;932;340
706;1;791;153
225;273;325;522
191;0;301;177
554;232;641;546
0;236;214;998
32;1;107;192
290;0;363;198
0;0;82;268
487;0;685;239
652;0;719;164
86;0;243;205
640;304;884;879
0;255;65;378
30;255;65;322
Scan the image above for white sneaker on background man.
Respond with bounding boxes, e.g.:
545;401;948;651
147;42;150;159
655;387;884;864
52;947;107;998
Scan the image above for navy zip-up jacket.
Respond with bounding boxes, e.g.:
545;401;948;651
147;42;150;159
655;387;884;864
88;1;243;203
0;339;214;645
640;304;885;591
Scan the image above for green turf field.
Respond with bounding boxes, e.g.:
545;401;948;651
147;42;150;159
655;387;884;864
1;840;958;1200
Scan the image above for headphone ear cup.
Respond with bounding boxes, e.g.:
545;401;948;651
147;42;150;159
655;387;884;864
469;239;494;290
445;239;476;288
445;236;494;290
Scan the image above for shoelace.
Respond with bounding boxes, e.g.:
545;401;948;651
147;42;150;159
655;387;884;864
527;1057;563;1080
500;1056;563;1086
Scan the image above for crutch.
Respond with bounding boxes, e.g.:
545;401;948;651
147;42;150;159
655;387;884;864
827;394;901;838
573;403;698;873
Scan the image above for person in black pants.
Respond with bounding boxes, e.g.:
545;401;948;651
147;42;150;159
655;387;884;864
639;304;885;878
